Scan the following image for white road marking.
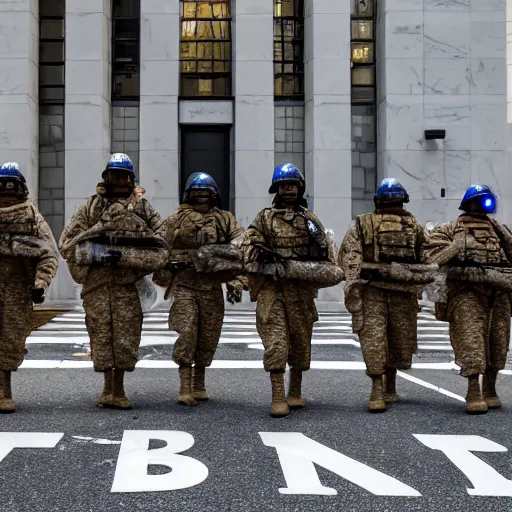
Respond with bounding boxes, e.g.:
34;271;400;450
397;371;465;402
18;360;467;370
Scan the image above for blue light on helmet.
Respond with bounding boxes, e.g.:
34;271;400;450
481;195;497;213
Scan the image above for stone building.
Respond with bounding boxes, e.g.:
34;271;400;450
0;0;509;306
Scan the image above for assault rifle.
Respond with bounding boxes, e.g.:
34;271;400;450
360;262;438;285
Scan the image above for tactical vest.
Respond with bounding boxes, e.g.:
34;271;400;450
453;216;508;266
170;208;230;260
266;209;311;260
0;202;38;237
357;213;420;264
88;196;154;239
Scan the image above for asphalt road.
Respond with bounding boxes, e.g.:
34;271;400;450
2;311;512;512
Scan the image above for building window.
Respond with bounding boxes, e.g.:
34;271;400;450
39;0;65;104
274;0;304;99
112;0;140;101
180;0;232;97
351;0;375;104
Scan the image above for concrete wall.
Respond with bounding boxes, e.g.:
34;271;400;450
38;104;65;238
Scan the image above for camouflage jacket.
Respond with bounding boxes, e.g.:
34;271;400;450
0;201;58;289
59;193;166;294
154;204;244;291
339;209;425;293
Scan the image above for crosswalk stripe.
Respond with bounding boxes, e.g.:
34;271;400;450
27;310;453;352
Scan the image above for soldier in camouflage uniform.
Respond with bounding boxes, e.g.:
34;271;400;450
242;163;342;418
59;154;167;410
0;162;58;413
154;172;245;406
423;185;512;414
339;178;427;412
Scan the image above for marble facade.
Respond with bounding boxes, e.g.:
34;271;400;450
0;0;509;306
0;0;39;199
378;0;508;225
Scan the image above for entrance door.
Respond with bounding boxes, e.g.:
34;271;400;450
180;126;230;210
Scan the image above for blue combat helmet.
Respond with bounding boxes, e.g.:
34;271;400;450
459;184;497;214
0;161;29;198
0;162;26;182
183;172;221;206
374;178;409;204
103;153;135;177
269;162;305;194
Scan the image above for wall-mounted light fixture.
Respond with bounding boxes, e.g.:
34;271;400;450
424;129;446;140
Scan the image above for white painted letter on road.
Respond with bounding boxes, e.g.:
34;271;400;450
111;430;208;493
259;432;421;496
0;432;63;463
414;434;512;496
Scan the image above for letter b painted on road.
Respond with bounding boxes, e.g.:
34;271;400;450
111;430;208;493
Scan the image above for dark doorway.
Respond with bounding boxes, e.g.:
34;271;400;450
180;126;230;210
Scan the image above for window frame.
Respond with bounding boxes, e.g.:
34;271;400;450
39;13;65;105
112;0;141;102
350;0;376;105
273;0;305;100
179;0;233;99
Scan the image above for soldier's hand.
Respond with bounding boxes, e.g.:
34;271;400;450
32;288;45;304
226;280;243;304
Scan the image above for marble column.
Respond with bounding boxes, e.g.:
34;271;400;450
139;0;180;219
233;0;274;227
304;0;352;307
0;0;39;198
304;0;352;242
61;0;112;302
65;0;112;220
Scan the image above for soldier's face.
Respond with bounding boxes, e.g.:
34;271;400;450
0;179;23;206
190;189;212;211
102;171;135;198
279;183;298;204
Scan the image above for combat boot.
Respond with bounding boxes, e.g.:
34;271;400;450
483;370;501;409
368;375;386;412
97;369;113;407
287;368;305;408
109;369;132;409
466;375;488;414
270;371;289;417
383;368;399;403
178;366;197;406
192;366;208;401
0;370;15;413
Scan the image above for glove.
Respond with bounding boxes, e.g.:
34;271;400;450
32;288;45;304
226;280;243;304
102;250;122;266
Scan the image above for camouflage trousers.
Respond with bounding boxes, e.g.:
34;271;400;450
256;292;315;372
447;287;510;376
169;285;225;367
358;285;418;376
83;284;143;372
0;280;33;371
